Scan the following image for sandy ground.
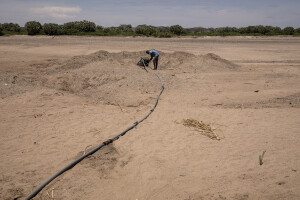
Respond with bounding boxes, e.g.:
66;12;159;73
0;35;299;200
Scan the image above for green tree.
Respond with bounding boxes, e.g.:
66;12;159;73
96;25;104;31
158;26;170;33
63;22;76;30
256;25;269;35
75;20;96;32
63;20;96;32
105;27;121;35
43;23;60;35
170;25;185;35
265;26;282;35
238;27;248;34
1;23;21;32
0;24;3;36
283;27;295;35
135;25;158;36
25;21;42;35
118;24;133;33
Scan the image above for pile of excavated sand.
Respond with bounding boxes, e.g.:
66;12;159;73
40;51;239;106
0;51;239;107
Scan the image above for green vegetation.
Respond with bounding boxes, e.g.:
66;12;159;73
0;21;299;37
259;150;266;165
0;22;26;35
25;21;42;35
170;25;186;35
43;23;60;35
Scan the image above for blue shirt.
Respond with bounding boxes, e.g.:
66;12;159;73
149;50;159;57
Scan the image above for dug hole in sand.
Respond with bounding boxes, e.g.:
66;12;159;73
0;36;299;200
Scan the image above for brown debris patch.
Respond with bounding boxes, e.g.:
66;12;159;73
183;119;220;140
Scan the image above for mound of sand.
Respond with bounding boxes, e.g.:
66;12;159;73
0;50;239;107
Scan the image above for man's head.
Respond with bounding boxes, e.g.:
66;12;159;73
146;50;150;54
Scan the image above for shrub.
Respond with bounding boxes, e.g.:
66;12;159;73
118;24;133;33
43;23;60;35
135;25;158;36
0;25;3;36
215;27;238;36
96;25;104;31
103;27;120;35
63;20;96;32
158;26;170;33
265;26;282;35
283;27;295;35
25;21;42;35
170;25;185;35
1;23;21;32
158;32;172;38
76;20;96;32
63;22;76;30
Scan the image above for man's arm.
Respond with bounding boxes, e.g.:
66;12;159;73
149;53;154;61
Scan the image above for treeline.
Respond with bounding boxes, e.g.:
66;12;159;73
1;21;300;37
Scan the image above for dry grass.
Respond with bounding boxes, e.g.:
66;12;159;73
183;119;220;140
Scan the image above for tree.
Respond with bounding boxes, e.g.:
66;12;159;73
96;25;104;31
43;23;59;35
25;21;42;35
170;25;185;35
1;23;21;32
75;20;96;32
135;25;158;36
283;27;295;35
0;25;3;36
63;20;96;32
118;24;133;33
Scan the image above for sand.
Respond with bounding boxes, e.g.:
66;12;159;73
0;35;299;200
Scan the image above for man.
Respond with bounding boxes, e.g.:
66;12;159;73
146;50;159;70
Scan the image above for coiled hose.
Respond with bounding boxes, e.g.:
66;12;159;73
24;60;164;200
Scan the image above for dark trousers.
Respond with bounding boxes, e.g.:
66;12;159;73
153;56;159;70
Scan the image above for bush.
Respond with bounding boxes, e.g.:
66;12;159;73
135;25;158;36
158;32;172;38
170;25;185;35
158;26;170;33
63;20;96;32
0;25;3;36
265;26;282;35
283;27;295;35
118;24;133;33
215;27;238;36
1;23;21;32
25;21;42;35
43;23;60;35
96;25;104;31
103;27;120;35
76;20;96;32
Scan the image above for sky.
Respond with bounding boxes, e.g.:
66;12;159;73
0;0;300;28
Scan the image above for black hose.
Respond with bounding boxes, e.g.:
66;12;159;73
24;61;164;200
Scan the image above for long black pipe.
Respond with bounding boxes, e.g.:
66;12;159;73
24;60;164;200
